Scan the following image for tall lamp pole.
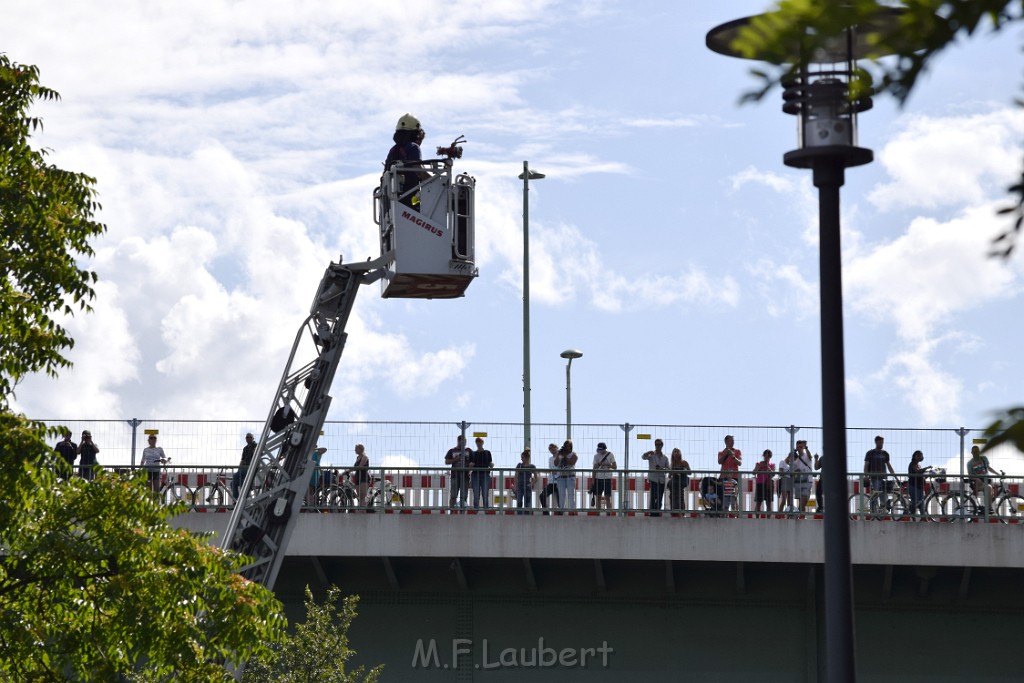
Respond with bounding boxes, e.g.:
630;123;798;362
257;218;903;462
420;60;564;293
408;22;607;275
560;349;583;441
519;162;545;449
708;8;910;682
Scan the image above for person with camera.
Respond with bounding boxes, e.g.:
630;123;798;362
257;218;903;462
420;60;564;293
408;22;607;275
717;435;742;511
76;429;100;480
445;435;472;511
591;442;617;511
552;440;579;511
790;440;813;513
53;428;77;476
642;438;670;516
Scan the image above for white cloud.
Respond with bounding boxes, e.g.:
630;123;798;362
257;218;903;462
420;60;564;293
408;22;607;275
845;205;1019;343
869;109;1024;211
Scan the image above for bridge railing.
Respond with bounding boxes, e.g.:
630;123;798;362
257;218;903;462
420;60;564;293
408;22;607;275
97;464;1024;522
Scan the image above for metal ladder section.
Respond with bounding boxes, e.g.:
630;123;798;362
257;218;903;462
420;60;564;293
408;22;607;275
219;254;387;590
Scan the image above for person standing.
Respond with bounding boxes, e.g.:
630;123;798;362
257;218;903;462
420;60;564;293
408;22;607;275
717;435;742;511
553;440;579;511
306;445;329;507
77;430;99;480
777;454;794;513
140;434;167;493
642;438;670;516
667;448;691;517
592;442;617;512
53;429;77;475
348;443;371;510
469;436;493;509
232;433;257;500
445;435;472;511
907;450;932;519
385;113;429;208
513;448;537;514
864;435;896;500
967;445;999;515
791;440;813;512
538;443;560;514
752;449;775;513
813;451;825;513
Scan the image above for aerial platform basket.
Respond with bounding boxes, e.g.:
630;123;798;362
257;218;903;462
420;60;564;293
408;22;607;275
374;158;477;299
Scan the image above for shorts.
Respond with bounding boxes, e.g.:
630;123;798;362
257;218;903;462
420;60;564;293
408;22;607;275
594;479;612;496
755;481;773;503
793;476;811;497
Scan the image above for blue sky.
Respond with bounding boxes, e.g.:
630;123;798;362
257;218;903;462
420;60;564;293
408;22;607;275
6;1;1024;468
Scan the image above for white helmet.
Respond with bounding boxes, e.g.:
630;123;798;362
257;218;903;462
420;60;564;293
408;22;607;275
396;113;421;132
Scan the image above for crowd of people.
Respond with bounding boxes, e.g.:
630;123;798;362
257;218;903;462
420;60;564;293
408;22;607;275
56;428;1006;516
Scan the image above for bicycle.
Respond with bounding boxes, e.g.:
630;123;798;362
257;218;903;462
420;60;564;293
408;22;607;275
913;468;951;522
368;476;405;508
192;469;233;510
315;469;360;511
848;477;907;521
944;471;1024;524
158;458;192;507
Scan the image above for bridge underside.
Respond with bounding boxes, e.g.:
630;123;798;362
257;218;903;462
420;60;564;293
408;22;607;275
274;555;1022;682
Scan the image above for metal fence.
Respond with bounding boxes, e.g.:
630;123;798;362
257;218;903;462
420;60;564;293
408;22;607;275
99;463;1024;522
33;418;1010;478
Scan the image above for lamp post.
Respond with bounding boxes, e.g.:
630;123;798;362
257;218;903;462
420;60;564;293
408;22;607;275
559;349;583;441
708;9;907;682
519;162;545;449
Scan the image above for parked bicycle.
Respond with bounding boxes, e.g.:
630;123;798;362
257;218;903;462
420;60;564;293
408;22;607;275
158;458;192;507
944;471;1024;524
913;468;952;521
192;469;233;510
848;477;907;521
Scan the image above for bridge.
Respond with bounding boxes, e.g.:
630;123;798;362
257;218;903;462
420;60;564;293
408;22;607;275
175;469;1024;683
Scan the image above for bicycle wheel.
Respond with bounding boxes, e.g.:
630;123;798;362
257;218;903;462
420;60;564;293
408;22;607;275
888;493;908;521
370;488;405;508
924;493;944;522
848;493;871;520
162;484;192;507
194;484;230;509
944;494;979;521
993;495;1024;523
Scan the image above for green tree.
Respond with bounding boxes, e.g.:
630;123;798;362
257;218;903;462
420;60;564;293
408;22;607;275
0;56;288;681
244;586;382;683
0;454;286;682
725;0;1024;453
0;54;106;407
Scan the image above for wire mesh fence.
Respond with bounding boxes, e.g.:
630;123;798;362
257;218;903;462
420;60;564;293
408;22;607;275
31;418;1007;478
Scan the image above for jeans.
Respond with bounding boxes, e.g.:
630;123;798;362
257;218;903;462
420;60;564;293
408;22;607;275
649;480;665;515
538;483;557;514
908;485;925;515
449;470;469;508
515;487;533;514
470;470;490;508
231;467;249;500
555;477;577;509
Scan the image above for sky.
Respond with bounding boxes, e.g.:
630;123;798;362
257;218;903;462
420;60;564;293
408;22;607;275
6;1;1024;471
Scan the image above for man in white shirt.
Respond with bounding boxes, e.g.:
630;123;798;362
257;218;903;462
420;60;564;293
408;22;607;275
591;442;617;511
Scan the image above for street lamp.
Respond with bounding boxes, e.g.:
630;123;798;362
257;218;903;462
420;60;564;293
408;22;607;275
559;349;583;441
708;8;907;683
519;162;545;449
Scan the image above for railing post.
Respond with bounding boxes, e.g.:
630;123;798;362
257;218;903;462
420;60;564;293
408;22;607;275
620;423;633;513
126;417;142;468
